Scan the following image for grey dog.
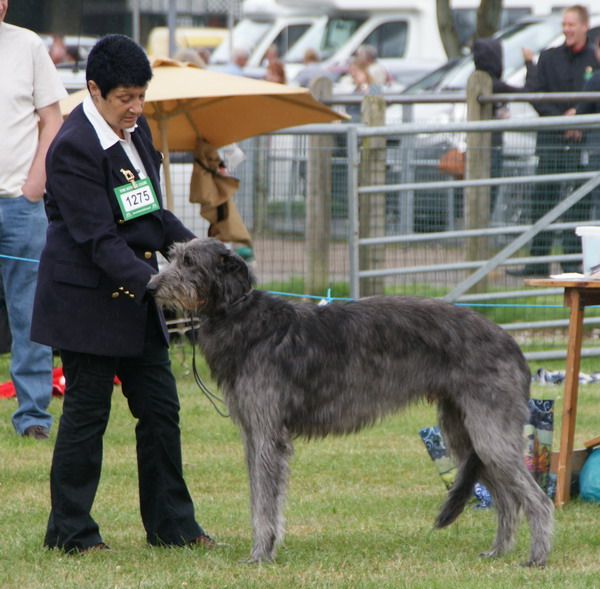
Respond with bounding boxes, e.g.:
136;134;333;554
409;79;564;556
147;238;553;566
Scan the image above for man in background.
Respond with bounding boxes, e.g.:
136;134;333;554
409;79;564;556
508;5;600;277
0;0;66;439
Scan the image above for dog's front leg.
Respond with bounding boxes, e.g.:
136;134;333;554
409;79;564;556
243;425;292;563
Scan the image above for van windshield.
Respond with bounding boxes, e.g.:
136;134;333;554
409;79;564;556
210;19;272;64
283;16;365;62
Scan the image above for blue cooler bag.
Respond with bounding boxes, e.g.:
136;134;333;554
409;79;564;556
579;448;600;502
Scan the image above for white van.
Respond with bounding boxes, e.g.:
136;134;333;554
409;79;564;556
281;0;445;87
280;0;564;88
209;0;325;78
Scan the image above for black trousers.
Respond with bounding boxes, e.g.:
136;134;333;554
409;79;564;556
529;135;591;270
44;308;204;551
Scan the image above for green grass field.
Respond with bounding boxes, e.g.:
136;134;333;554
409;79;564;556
1;346;600;588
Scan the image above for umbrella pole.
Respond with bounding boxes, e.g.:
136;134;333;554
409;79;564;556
158;117;174;212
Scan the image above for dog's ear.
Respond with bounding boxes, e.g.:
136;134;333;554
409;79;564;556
221;251;246;273
166;242;181;261
221;250;255;287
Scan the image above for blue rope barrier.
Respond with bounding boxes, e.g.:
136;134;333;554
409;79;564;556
0;253;39;264
267;290;575;309
267;289;353;302
0;253;587;309
456;303;566;308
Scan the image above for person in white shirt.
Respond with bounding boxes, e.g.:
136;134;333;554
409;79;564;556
0;0;66;439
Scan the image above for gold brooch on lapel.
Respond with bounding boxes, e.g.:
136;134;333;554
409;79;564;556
120;168;138;188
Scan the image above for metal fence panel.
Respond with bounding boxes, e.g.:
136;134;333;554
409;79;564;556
164;106;600;360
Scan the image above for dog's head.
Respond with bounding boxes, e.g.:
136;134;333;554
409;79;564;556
147;238;255;315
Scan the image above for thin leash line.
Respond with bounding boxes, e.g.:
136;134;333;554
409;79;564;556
186;312;230;418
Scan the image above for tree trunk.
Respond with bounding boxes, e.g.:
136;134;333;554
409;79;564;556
437;0;504;58
476;0;503;39
436;0;461;59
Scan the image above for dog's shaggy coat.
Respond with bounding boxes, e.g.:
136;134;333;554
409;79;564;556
147;238;554;565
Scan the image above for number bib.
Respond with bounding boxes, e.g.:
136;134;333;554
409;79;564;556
113;178;160;221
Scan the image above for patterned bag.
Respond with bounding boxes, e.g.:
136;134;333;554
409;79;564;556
523;399;554;497
420;399;555;506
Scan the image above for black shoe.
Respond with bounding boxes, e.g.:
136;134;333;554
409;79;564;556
22;425;50;440
188;534;215;548
506;264;549;277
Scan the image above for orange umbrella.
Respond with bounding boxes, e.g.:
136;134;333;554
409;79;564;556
60;58;347;209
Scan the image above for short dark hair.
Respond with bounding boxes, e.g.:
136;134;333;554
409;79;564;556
86;34;153;97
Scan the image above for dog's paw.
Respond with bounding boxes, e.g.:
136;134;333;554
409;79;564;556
242;555;273;565
520;560;546;568
479;550;501;559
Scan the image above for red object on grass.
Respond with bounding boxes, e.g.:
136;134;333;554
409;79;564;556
0;366;120;399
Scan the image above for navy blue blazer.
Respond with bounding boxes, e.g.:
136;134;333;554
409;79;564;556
31;104;195;357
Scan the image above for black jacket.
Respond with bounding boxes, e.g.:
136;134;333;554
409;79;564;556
31;105;195;357
576;69;600;116
533;40;600;117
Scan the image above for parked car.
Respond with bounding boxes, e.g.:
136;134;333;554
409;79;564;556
40;34;98;62
54;61;87;93
39;34;98;93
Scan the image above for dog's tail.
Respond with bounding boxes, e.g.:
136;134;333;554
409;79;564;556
434;449;483;528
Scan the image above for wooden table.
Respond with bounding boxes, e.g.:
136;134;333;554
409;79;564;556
525;278;600;508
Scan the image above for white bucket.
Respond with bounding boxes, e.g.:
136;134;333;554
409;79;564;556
575;226;600;275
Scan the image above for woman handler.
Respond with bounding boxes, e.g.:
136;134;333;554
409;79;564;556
31;34;212;553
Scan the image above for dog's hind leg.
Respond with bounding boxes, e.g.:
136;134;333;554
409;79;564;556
509;465;553;567
466;414;553;566
242;424;293;563
438;396;552;564
480;458;553;566
477;467;520;558
437;406;519;558
435;405;519;557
